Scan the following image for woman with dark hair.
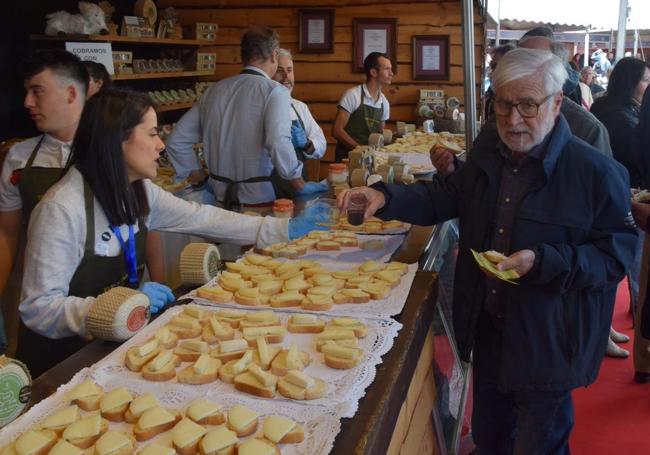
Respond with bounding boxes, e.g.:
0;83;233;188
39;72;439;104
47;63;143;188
82;60;112;97
17;88;291;376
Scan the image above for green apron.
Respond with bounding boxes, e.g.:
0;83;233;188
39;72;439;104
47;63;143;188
15;179;147;378
335;85;385;162
210;69;302;210
17;135;66;222
270;103;309;199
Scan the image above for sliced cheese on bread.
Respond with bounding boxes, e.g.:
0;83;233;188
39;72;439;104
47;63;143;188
126;393;159;422
237;438;278;455
227;405;259;436
182;305;205;319
137;444;177;455
218;339;249;354
100;387;133;414
68;379;102;402
40;405;80;431
138;407;177;430
94;431;133;455
200;427;238;454
48;440;84;455
269;290;303;308
172;418;207;451
263;415;302;444
14;430;56;455
186;399;222;424
62;414;102;440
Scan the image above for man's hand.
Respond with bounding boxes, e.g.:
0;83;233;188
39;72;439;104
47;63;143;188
496;249;536;277
291;123;309;149
337;187;386;220
632;201;650;231
430;146;456;176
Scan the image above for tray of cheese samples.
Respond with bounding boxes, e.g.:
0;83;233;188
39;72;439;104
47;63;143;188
87;304;402;418
324;218;410;235
0;368;343;455
185;255;418;319
250;230;406;264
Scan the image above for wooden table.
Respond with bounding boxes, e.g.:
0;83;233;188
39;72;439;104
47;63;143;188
27;224;443;454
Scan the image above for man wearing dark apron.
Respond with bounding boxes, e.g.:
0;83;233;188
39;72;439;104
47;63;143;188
333;52;393;162
0;49;87;356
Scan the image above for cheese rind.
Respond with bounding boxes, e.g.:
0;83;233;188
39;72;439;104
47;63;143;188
172;418;207;447
228;405;259;431
263;415;296;443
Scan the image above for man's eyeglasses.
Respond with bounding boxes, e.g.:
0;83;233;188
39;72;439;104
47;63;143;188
494;93;555;118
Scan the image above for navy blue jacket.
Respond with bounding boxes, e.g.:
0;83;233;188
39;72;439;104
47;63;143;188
375;115;637;390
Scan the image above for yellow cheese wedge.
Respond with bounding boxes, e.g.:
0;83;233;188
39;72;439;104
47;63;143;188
100;387;133;413
245;254;271;265
359;261;383;272
331;317;359;327
322;344;360;360
237;287;259;299
275;262;300;276
136;339;159;357
15;430;52;454
48;440;84;455
41;405;80;429
172;418;207;448
169;316;201;331
193;353;214;374
285;370;315;389
256;337;271;366
316;329;356;340
263;415;296;443
238;438;276;455
63;414;101;440
68;379;102;401
290;314;318;325
180;339;209;353
307;285;336;296
285;344;302;370
201;427;238;452
183;306;205;319
228;405;259;432
311;274;334;286
209;317;230;336
139;406;176;430
248;364;276;387
95;431;132;455
154;327;172;344
186;399;221;423
137;444;177;455
242;326;286;337
128;393;158;417
232;350;253;375
148;350;174;372
217;309;245;319
219;339;248;354
245;311;275;323
221;271;243;281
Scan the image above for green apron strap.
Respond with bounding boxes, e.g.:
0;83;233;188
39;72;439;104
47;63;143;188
82;179;96;256
24;135;45;170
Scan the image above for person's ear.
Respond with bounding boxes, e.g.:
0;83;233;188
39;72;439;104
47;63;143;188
552;91;563;113
67;84;78;104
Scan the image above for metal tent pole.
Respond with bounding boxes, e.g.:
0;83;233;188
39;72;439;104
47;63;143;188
461;0;477;148
615;0;629;62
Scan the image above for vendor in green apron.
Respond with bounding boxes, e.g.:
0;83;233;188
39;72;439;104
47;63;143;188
17;89;292;377
333;52;393;162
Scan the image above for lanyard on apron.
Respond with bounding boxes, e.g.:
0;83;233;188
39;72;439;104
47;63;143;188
109;224;138;285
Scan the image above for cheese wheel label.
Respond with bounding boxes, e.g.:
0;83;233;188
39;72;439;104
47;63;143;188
0;358;32;427
127;306;149;332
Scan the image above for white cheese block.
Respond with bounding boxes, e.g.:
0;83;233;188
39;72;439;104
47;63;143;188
228;405;259;432
172;418;207;447
136;339;159;357
256;337;270;366
139;406;176;430
186;399;221;422
219;339;248;353
245;311;275;323
285;344;301;370
68;379;102;401
322;344;359;360
247;364;275;387
242;326;285;337
285;370;315;389
201;427;238;452
183;306;204;319
192;354;214;374
148;350;173;372
41;405;79;429
263;415;296;443
232;350;253;375
63;414;101;440
291;314;318;325
180;339;209;353
100;387;133;413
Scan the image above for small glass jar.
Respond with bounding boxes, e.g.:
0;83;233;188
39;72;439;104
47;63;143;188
273;198;294;218
328;163;348;185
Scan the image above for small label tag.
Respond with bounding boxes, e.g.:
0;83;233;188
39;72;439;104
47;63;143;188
95;242;110;256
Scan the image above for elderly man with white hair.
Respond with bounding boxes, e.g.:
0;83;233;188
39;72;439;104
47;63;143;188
338;48;636;453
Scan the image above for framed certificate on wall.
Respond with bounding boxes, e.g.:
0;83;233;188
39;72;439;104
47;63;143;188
352;18;397;73
412;35;450;80
299;9;334;54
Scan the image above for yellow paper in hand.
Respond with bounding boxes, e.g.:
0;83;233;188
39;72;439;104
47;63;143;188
471;249;520;285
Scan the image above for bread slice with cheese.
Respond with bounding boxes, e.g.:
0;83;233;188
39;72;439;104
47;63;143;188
62;414;109;449
282;277;310;293
322;342;364;369
174;339;210;362
134;406;182;441
234;287;263;306
287;314;324;334
125;338;161;372
302;267;329;278
237;438;280;455
202;316;236;343
226;405;259;437
199;426;238;455
384;261;408;275
211;339;251;363
178;353;221;385
316;338;359;352
251;336;281;370
301;294;333;311
341;288;371;304
124;393;159;423
182;305;207;322
47;439;85;455
270;345;310;376
316;328;357;345
152;326;178;349
94;430;135;455
67;379;104;412
136;444;177;455
218;350;254;383
263;415;305;444
233;364;277;398
213;309;246;328
333;236;358;247
326;317;367;338
315;240;341;251
373;270;403;288
243;253;272;266
224;261;246;273
167;316;202;339
40;405;80;435
239;265;271;280
185;398;224;426
268;290;303;308
255;279;283;296
277;370;327;400
99;387;134;422
218;275;252;293
12;430;57;455
196;285;233;304
238;311;280;329
241;325;286;345
359;282;391;300
172;418;208;455
141;350;180;382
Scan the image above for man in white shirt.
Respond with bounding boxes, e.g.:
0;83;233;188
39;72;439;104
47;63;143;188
0;49;87;353
272;48;327;165
332;52;392;161
166;27;326;209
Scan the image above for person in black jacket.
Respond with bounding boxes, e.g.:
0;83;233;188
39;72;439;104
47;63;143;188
339;48;637;454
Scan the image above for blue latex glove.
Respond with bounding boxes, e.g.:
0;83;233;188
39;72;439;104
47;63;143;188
295;181;329;196
290;123;308;149
288;200;332;239
140;282;175;314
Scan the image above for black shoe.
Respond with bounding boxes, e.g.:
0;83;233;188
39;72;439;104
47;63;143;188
634;371;650;383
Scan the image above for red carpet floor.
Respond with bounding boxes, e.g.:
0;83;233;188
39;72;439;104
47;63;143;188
570;282;650;454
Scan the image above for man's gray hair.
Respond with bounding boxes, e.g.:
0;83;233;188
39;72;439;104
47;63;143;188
277;48;293;60
241;26;280;65
492;48;568;95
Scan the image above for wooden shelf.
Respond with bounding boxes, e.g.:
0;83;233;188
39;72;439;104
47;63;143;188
156;102;195;112
30;34;214;46
113;71;213;81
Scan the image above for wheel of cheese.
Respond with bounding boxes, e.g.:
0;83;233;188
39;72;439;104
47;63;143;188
382;129;393;145
134;0;157;25
86;287;151;342
180;243;221;286
0;356;32;427
367;132;384;147
446;96;461;110
367;174;383;186
350;169;369;187
444;108;460;120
